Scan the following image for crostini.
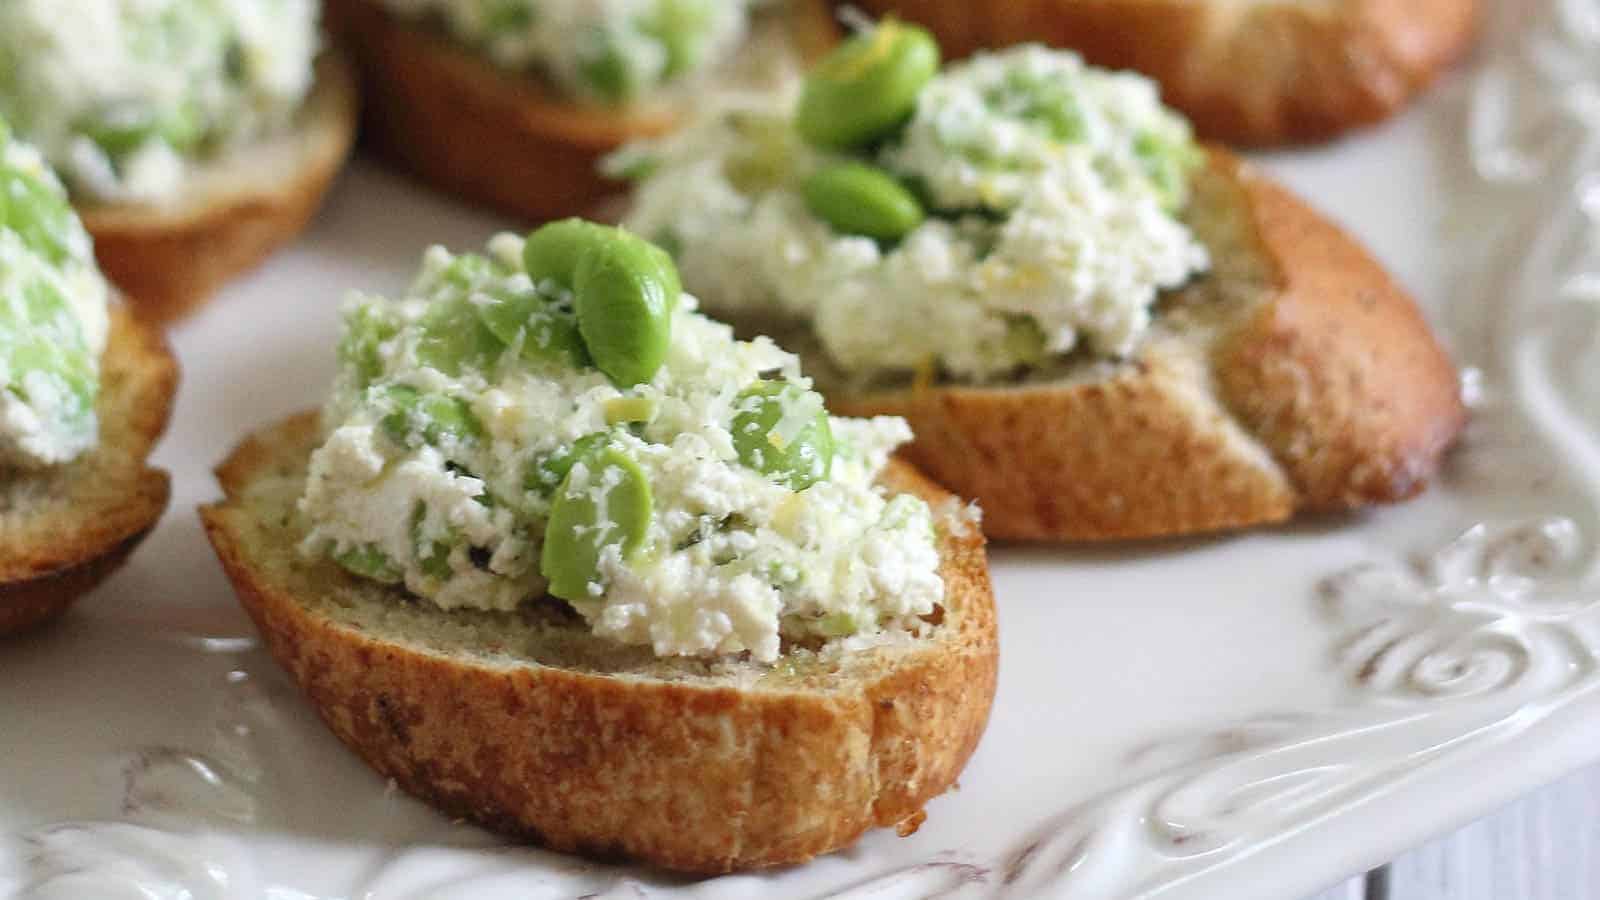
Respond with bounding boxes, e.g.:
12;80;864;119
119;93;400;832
200;223;997;870
616;25;1466;541
323;0;837;220
0;1;357;321
850;0;1478;145
1;124;177;635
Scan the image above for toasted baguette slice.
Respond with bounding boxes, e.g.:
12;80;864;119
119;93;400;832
854;0;1477;146
199;412;998;873
1;308;178;635
80;55;359;323
823;151;1465;541
323;0;838;221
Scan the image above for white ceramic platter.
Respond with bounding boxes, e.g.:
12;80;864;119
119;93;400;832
4;0;1598;897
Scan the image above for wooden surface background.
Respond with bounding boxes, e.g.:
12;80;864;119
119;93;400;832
1307;767;1600;898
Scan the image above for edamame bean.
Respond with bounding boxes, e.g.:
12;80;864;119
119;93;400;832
1003;317;1047;367
646;0;713;77
2;168;72;264
334;545;402;584
1133;131;1199;213
803;163;925;241
526;431;612;495
520;221;681;386
339;304;399;387
415;298;505;376
379;385;482;448
732;380;834;490
476;283;590;368
410;505;456;580
522;219;613;288
541;447;653;602
573;233;679;388
579;39;642;104
796;19;939;150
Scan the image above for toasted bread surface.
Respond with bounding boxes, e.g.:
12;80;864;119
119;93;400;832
0;308;178;635
80;54;359;323
853;0;1477;145
200;412;997;872
323;0;838;221
826;151;1465;541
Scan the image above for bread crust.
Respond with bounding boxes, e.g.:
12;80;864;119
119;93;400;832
828;151;1465;541
853;0;1477;145
200;413;997;872
0;308;178;635
323;0;839;221
80;55;359;323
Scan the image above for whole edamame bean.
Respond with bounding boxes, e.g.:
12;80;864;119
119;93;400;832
541;446;653;602
803;162;925;241
572;233;679;387
378;384;482;448
796;19;940;150
731;380;834;490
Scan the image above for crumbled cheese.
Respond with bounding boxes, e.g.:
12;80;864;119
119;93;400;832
0;134;111;468
380;0;756;104
300;235;945;662
0;0;320;203
618;45;1210;380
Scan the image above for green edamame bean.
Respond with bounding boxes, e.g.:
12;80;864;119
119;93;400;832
541;447;653;602
1133;131;1200;213
379;385;482;448
1003;317;1048;367
410;505;456;580
579;37;642;104
796;19;940;150
526;431;612;495
732;380;834;490
334;544;402;584
522;219;613;289
476;282;590;368
521;220;680;386
415;297;505;376
573;234;679;388
2;168;72;265
646;0;712;77
339;304;399;387
803;163;925;241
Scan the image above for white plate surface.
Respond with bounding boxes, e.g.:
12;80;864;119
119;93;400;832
4;0;1599;897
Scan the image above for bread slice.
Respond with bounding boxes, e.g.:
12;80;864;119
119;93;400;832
0;307;178;635
199;412;998;873
854;0;1477;146
323;0;838;221
820;151;1465;541
80;55;359;322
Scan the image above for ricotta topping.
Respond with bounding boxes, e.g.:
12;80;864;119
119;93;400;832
617;44;1211;380
0;128;112;468
300;234;944;662
379;0;757;105
0;0;320;203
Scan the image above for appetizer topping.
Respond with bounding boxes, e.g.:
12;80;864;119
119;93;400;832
379;0;757;105
0;120;111;468
0;0;320;203
616;34;1211;381
300;223;944;662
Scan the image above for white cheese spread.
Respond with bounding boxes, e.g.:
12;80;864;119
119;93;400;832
379;0;757;105
0;0;320;203
0;124;112;468
299;233;945;662
617;44;1211;380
